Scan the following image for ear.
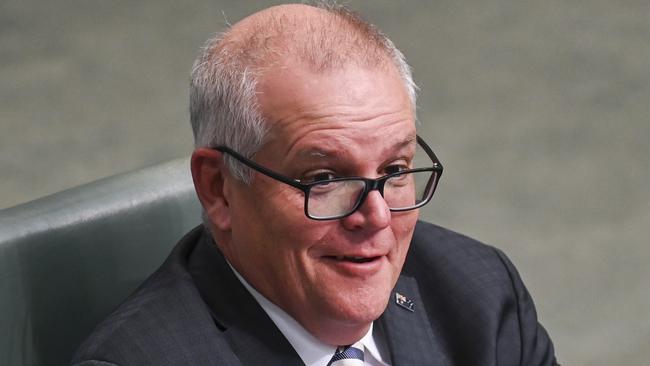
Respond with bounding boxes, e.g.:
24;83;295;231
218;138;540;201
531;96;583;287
191;148;232;231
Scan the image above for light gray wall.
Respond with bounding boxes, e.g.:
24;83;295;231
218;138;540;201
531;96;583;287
1;1;648;364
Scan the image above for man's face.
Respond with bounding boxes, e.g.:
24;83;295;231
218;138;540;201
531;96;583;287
220;60;419;344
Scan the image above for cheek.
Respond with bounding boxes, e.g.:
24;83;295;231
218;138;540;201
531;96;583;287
233;181;300;228
257;179;304;217
391;212;418;253
238;182;333;252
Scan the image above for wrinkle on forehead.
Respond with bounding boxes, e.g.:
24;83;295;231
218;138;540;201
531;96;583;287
258;65;414;140
274;122;417;172
264;108;413;158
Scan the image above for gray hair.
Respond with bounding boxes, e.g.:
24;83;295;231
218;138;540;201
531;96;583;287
189;3;417;184
190;32;267;184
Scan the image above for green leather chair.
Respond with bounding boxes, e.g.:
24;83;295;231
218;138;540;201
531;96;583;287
0;158;202;366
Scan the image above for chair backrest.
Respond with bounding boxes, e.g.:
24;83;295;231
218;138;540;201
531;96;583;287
0;158;202;366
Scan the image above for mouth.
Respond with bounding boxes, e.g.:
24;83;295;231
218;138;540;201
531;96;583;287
326;255;380;264
319;252;388;276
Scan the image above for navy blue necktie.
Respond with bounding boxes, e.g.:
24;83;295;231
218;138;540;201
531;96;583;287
327;342;364;366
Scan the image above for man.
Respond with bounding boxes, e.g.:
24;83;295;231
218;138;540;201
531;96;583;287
72;3;557;365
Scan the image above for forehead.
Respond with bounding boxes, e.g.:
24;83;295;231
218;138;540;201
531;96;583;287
256;60;416;162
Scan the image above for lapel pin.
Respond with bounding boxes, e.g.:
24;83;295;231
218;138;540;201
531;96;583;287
395;292;415;312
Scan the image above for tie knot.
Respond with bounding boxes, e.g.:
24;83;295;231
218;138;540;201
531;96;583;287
327;341;364;366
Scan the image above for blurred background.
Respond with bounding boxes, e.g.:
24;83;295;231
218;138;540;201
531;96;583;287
1;0;648;364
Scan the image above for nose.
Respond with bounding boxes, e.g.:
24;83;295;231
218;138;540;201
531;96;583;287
341;190;391;231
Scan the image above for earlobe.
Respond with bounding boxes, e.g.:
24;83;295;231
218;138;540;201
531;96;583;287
191;148;232;231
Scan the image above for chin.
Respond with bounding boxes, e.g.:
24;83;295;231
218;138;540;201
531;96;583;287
329;284;392;325
314;294;389;345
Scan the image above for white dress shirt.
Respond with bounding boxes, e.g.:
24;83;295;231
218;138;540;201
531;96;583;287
230;265;391;366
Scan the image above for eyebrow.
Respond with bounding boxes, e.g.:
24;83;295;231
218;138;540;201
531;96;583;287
296;135;417;161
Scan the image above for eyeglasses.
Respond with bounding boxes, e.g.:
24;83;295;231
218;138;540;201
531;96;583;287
214;135;443;220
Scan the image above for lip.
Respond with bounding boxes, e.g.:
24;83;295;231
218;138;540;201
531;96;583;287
320;254;387;276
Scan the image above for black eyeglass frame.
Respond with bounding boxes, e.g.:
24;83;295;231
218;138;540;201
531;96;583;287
213;135;443;220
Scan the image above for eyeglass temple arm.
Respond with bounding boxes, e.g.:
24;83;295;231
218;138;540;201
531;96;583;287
416;135;443;172
212;146;308;190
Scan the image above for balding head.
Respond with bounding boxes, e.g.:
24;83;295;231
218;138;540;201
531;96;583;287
219;4;400;73
190;3;416;183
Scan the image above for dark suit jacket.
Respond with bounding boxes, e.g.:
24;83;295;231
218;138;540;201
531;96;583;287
71;221;557;365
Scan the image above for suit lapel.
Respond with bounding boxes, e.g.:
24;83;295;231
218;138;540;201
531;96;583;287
187;231;304;366
378;275;451;366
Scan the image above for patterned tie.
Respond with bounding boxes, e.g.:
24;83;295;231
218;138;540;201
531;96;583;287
327;341;364;366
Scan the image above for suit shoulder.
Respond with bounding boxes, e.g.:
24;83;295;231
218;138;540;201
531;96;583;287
405;221;559;365
405;220;516;295
71;227;231;365
410;220;502;262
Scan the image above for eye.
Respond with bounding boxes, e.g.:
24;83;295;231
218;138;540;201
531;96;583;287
384;163;409;175
300;170;337;183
